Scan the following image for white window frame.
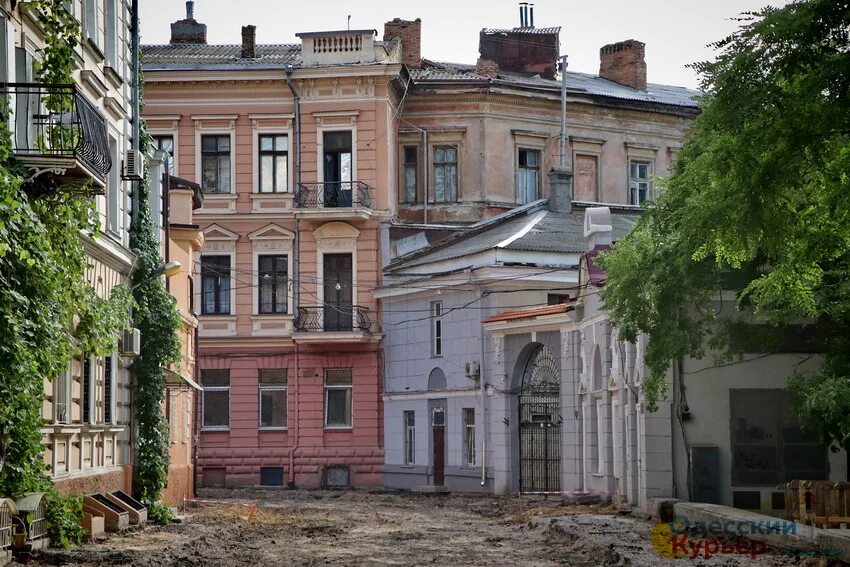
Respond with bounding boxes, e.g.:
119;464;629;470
314;222;360;328
256;252;290;315
323;368;353;429
258;369;288;430
106;133;122;237
54;362;73;424
628;159;652;206
463;407;476;466
201;370;231;430
82;354;97;425
313;111;359;184
193;117;237;199
83;0;98;45
516;147;541;205
199;252;235;316
253;124;293;193
149;130;178;176
248;224;295;320
432;301;443;357
431;145;459;203
104;0;118;66
403;410;415;465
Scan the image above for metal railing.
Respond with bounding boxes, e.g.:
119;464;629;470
294;305;371;333
1;83;112;180
295;181;373;209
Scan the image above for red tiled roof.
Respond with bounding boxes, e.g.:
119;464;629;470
482;302;573;324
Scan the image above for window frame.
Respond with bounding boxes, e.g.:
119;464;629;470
104;0;118;67
257;253;289;315
463;408;475;467
323;368;353;429
151;133;176;176
315;114;358;185
201;369;231;430
199;133;233;194
103;352;115;425
258;369;288;430
432;145;458;203
431;301;443;357
403;410;415;465
83;0;98;46
401;145;419;204
82;355;96;425
106;133;122;237
517;148;541;205
200;254;232;315
257;134;289;194
628;159;652;206
54;362;72;425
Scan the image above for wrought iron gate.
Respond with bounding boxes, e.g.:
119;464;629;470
519;345;561;493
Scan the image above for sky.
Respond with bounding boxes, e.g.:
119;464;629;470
140;0;787;89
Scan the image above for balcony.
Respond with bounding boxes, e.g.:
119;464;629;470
293;305;378;344
2;83;112;192
294;181;379;220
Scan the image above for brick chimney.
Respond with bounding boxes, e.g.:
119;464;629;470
170;1;207;45
478;27;559;79
599;39;646;90
241;25;256;58
383;18;421;69
476;58;498;78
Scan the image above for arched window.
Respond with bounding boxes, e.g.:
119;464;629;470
428;367;447;390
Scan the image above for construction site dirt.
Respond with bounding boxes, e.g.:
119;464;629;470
20;489;843;566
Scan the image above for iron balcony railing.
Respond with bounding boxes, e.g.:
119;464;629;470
294;305;371;333
1;83;112;181
295;181;373;209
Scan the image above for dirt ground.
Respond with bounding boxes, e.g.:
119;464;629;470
18;489;846;566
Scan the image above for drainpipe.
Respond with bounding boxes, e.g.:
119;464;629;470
422;130;428;225
285;66;301;487
476;284;489;488
130;0;140;227
163;163;172;293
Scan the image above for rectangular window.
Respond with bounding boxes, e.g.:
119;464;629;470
402;145;418;204
323;131;353;185
83;0;98;43
258;135;288;193
0;15;8;83
575;154;599;201
202;369;230;428
82;356;94;424
433;146;458;203
104;0;117;65
201;255;231;315
103;354;114;424
201;135;231;194
463;408;476;466
152;135;175;175
432;302;443;357
258;254;288;314
547;294;570;305
324;368;352;428
54;363;71;424
259;369;288;428
629;160;651;205
403;410;415;465
517;149;540;204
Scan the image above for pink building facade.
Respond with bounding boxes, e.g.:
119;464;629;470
143;9;401;487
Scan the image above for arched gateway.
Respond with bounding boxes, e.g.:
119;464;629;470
517;344;561;492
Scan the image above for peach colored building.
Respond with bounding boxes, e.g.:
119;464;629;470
142;5;399;487
149;151;205;504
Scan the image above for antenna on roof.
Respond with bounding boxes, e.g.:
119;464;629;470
347;15;351;30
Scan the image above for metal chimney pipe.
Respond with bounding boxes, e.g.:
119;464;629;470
529;4;534;28
186;0;194;20
519;2;527;27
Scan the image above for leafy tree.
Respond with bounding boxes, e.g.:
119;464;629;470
598;0;850;447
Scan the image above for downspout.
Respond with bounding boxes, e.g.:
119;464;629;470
422;130;428;225
476;284;488;487
163;167;171;293
285;66;301;487
190;275;200;497
130;0;140;227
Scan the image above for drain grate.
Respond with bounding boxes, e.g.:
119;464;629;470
324;466;350;488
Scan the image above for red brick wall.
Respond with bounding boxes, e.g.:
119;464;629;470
599;40;647;91
384;18;421;68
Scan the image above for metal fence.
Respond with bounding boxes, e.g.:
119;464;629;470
295;181;373;208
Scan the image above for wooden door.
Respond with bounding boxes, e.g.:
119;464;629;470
432;406;446;486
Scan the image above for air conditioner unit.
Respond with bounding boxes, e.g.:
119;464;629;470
465;361;480;380
119;328;141;357
122;149;144;180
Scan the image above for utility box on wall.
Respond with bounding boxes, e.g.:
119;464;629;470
691;445;721;504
